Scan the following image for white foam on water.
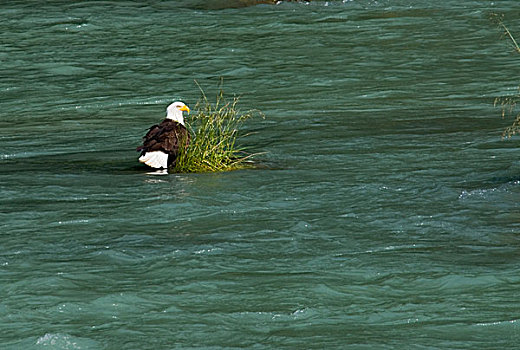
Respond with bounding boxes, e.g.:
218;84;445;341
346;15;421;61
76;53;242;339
36;333;100;349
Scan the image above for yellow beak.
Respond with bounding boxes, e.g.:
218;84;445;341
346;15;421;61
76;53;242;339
179;105;190;114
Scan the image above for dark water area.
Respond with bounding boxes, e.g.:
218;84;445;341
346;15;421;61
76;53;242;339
2;1;520;349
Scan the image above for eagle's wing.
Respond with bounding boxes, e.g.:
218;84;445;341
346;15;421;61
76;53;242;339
137;120;190;168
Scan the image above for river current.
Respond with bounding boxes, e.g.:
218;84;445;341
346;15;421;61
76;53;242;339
1;1;520;349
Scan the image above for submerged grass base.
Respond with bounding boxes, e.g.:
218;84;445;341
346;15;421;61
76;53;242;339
172;86;260;173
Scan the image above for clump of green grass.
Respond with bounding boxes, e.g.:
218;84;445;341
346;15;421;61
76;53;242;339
173;84;261;173
492;14;520;138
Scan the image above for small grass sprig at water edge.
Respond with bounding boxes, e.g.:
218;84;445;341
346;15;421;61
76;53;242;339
173;85;261;173
492;14;520;138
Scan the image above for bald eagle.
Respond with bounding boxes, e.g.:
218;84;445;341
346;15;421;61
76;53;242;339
137;101;191;169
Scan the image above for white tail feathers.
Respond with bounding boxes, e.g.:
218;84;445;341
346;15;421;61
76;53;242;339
139;151;168;169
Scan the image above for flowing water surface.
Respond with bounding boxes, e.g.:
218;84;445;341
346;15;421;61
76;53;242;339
2;0;520;349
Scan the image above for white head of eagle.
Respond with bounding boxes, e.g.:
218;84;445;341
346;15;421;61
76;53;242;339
166;101;190;125
137;101;191;169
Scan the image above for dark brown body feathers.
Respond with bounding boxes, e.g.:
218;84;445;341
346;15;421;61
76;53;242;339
136;119;190;167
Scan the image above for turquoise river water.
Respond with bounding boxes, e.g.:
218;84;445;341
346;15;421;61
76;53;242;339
2;0;520;349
